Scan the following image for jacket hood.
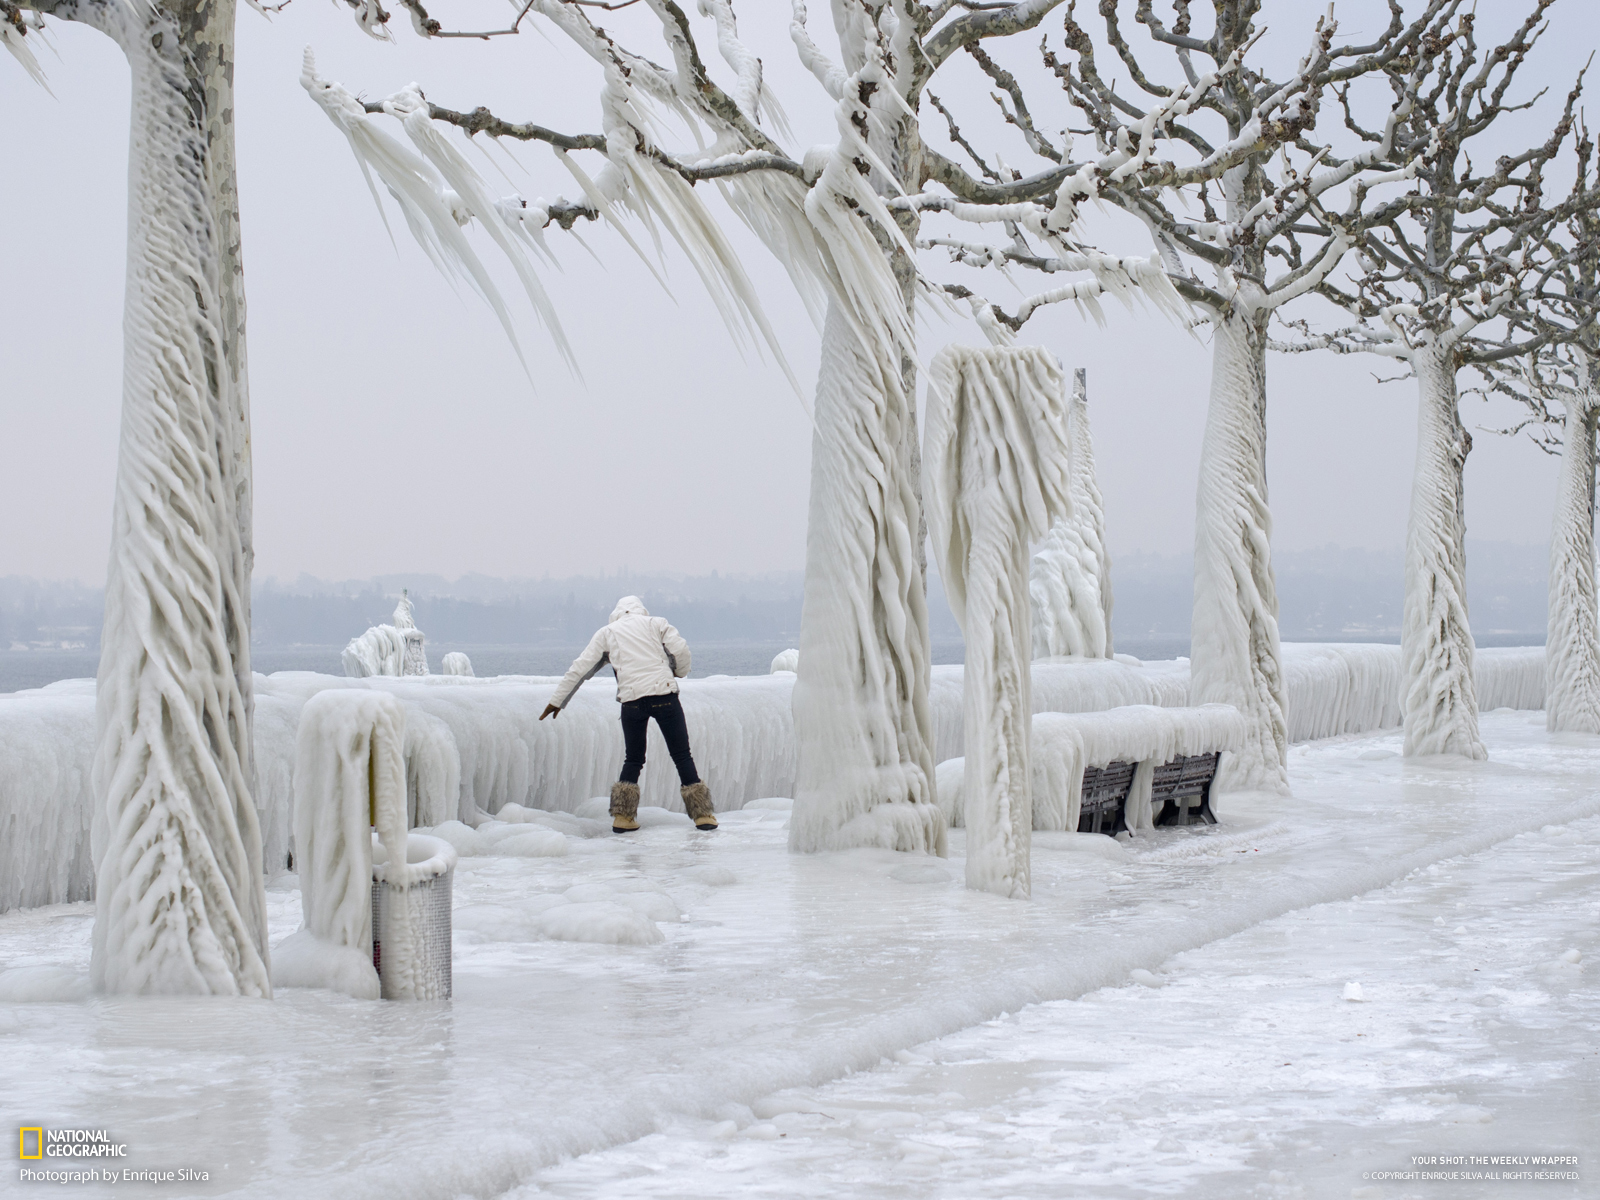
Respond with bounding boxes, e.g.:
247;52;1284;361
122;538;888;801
610;596;649;622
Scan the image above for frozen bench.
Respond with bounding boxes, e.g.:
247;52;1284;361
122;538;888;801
936;704;1245;835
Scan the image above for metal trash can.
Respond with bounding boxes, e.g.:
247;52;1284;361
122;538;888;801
371;832;456;1000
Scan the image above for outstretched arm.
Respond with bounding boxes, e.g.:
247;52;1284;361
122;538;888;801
543;628;609;717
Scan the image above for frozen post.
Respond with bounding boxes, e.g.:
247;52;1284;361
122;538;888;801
273;690;455;1000
926;346;1073;899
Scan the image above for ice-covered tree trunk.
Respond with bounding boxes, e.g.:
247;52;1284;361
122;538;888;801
1030;368;1114;659
1401;339;1485;759
1190;297;1288;794
82;0;270;995
1545;367;1600;733
790;303;945;855
927;347;1072;898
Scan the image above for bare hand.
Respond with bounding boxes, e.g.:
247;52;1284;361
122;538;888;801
539;704;560;721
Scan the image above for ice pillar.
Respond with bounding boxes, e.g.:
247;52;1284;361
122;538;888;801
926;346;1073;898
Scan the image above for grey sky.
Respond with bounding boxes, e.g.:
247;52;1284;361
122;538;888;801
1;1;1590;585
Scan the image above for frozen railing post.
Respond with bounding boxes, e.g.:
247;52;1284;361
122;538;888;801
926;346;1074;899
272;690;455;1000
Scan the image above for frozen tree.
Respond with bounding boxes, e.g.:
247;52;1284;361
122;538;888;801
990;0;1460;793
1515;350;1600;733
1029;368;1114;659
1471;128;1600;734
926;345;1072;897
301;1;1280;852
1274;2;1599;756
6;0;270;994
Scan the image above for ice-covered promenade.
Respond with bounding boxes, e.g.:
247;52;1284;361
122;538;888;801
1;709;1594;1199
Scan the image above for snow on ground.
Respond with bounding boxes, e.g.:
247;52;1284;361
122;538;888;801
0;711;1595;1199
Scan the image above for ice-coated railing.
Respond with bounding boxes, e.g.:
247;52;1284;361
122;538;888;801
1;645;1546;911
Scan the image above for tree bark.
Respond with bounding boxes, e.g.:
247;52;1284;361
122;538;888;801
70;0;268;994
1545;364;1600;733
1190;294;1289;794
1400;339;1485;759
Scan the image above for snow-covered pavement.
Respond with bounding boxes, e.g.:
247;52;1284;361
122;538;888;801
2;711;1595;1199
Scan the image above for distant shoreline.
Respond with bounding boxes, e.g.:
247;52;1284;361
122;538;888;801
0;633;1546;695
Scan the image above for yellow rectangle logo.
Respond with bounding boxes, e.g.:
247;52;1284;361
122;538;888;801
19;1128;43;1159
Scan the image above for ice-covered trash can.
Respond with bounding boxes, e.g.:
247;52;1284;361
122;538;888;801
371;832;456;1001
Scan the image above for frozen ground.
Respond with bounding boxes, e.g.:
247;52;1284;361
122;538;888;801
1;710;1595;1199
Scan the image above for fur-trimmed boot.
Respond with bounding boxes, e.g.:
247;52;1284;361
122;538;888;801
610;781;640;833
681;781;716;830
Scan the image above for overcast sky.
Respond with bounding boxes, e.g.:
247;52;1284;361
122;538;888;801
2;1;1593;586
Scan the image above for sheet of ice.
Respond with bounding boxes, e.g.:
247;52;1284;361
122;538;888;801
524;809;1598;1200
0;647;1548;914
1;712;1593;1199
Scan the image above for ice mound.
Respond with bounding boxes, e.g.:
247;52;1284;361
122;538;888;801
0;965;89;1003
270;930;380;1000
426;820;487;857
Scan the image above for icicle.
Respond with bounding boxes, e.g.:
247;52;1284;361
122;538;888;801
300;50;534;375
1031;368;1115;659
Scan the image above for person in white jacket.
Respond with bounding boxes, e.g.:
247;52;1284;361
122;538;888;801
540;596;716;833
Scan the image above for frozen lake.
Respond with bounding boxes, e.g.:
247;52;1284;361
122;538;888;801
1;711;1593;1198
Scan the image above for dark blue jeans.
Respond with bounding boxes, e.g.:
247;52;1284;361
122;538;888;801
619;692;699;786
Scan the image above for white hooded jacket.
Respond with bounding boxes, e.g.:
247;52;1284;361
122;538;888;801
549;596;691;708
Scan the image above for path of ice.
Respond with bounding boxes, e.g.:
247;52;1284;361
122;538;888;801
0;711;1594;1199
527;762;1598;1199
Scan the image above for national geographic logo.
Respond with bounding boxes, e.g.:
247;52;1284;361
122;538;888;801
17;1127;128;1159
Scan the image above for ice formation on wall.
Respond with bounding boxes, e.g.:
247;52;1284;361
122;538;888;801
0;682;95;913
1544;367;1600;733
83;0;270;998
769;649;799;674
1;646;1550;913
1401;342;1485;758
342;592;430;678
441;652;475;678
926;346;1073;898
1030;368;1114;660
